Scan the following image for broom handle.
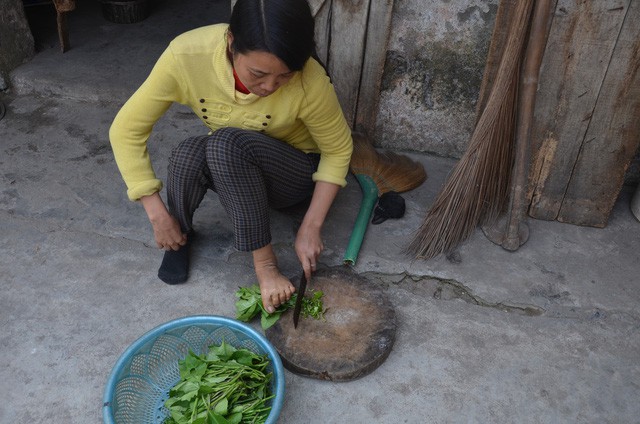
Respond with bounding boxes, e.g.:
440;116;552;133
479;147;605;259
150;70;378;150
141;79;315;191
504;0;553;250
343;174;380;265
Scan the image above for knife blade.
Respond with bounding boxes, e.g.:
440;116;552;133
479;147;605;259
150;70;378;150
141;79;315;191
292;271;308;329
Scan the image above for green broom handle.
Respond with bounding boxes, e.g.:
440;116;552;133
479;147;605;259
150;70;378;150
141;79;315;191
343;173;379;265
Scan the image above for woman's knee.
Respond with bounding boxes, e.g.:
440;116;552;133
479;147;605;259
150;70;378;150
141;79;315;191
208;128;249;152
168;135;211;179
211;127;246;140
207;128;254;170
172;135;210;156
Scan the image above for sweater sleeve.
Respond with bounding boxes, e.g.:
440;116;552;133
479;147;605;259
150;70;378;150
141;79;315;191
109;46;187;201
298;62;353;187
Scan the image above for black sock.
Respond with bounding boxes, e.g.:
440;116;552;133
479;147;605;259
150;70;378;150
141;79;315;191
157;242;190;285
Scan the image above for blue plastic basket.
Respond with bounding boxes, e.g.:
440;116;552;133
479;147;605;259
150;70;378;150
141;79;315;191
103;315;285;424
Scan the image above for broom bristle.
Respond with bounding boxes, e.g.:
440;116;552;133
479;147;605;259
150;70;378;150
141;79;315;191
407;0;533;259
349;133;380;174
350;132;427;194
373;151;427;194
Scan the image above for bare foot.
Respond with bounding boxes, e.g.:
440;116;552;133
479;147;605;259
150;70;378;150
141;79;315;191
253;245;295;313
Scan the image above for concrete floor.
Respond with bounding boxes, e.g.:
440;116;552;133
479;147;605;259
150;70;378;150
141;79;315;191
1;1;639;423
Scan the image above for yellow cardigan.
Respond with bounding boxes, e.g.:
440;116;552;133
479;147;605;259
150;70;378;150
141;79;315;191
110;24;353;201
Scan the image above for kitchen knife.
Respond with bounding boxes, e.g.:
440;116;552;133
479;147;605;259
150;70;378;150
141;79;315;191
292;271;308;329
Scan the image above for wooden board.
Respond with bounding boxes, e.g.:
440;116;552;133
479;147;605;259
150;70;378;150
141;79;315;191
354;0;395;133
265;267;396;381
310;0;331;65
528;0;637;226
556;0;640;226
327;0;370;126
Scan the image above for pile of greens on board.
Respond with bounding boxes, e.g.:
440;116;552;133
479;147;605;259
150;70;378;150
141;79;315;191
235;285;327;329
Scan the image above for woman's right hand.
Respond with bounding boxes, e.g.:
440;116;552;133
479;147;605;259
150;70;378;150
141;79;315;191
150;213;187;251
140;193;187;250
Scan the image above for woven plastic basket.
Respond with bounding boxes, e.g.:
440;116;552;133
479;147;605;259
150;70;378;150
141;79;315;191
103;315;285;424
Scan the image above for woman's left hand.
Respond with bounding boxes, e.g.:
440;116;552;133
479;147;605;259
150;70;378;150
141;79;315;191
295;224;323;278
295;181;340;279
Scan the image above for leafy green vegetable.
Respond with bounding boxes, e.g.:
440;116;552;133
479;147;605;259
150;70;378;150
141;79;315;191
235;285;327;330
235;285;295;330
298;289;327;321
164;341;273;424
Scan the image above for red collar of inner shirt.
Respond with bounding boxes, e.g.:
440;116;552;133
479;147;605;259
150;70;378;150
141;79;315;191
233;68;251;94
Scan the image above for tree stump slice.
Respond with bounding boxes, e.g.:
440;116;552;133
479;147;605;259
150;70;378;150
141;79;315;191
265;267;396;381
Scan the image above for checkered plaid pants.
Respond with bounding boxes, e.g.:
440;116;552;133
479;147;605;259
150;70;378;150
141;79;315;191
167;128;320;251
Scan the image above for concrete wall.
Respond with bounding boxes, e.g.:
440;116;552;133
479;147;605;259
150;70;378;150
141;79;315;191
376;0;498;158
0;0;34;90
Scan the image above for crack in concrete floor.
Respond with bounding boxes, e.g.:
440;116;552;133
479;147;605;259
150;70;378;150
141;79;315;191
363;271;640;325
364;271;545;317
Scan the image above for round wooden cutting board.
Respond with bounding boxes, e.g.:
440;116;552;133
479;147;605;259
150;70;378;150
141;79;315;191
265;267;396;381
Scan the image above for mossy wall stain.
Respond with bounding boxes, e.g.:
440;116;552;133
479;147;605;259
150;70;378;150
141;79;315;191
376;1;498;157
381;38;488;110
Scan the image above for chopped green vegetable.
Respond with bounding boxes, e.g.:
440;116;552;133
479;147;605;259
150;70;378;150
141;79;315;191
299;289;327;321
235;285;327;330
163;341;273;424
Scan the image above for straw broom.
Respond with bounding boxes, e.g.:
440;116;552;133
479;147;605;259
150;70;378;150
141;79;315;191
344;133;427;264
483;0;553;251
407;0;534;259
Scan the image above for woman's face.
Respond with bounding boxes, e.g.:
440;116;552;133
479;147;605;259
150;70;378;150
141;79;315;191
228;34;295;97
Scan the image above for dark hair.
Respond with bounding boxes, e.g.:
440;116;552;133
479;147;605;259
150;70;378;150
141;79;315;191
229;0;316;71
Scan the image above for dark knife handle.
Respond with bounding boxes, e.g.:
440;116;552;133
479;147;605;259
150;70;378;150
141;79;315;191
292;272;307;328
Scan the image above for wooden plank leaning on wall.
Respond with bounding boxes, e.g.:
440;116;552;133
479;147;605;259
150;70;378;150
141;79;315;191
312;0;395;133
551;0;640;226
528;0;640;227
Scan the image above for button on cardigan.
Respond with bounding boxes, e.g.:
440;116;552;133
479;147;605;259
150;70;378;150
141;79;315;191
109;24;353;201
